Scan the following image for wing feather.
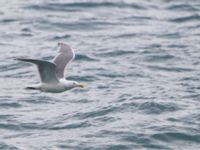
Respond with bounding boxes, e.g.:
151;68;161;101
53;43;75;79
17;58;59;83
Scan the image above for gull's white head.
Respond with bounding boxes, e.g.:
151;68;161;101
62;80;85;89
72;81;85;88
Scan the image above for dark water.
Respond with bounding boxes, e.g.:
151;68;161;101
0;0;200;149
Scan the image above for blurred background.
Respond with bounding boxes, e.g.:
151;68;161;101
0;0;200;149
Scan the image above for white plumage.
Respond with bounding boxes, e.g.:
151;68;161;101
17;43;84;93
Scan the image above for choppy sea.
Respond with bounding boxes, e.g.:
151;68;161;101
0;0;200;149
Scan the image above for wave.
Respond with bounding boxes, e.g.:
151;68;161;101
96;50;136;57
25;2;146;12
169;14;200;23
147;64;194;72
138;102;180;114
152;132;200;143
75;54;98;61
166;4;199;12
0;142;18;150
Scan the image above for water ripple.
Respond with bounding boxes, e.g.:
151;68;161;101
75;54;98;61
25;2;146;11
138;102;180;114
0;143;18;150
166;4;199;12
169;14;200;23
49;121;90;130
152;132;200;143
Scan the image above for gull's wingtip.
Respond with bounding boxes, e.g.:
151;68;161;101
57;42;74;52
58;42;68;47
58;42;66;46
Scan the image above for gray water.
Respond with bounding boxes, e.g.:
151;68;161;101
0;0;200;149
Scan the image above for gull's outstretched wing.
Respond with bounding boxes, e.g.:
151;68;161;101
53;43;75;79
17;58;59;83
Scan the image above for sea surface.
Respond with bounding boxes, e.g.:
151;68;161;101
0;0;200;149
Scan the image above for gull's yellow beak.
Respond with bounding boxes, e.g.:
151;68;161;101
78;83;85;88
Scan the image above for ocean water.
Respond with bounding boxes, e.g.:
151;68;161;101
0;0;200;149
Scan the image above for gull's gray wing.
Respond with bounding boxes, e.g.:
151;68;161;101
17;58;59;83
53;43;75;79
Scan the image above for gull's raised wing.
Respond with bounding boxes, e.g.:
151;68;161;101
17;58;59;83
53;43;75;79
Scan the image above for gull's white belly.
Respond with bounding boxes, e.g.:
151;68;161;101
40;83;67;93
27;79;76;93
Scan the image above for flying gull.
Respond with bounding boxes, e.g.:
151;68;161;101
17;42;84;93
